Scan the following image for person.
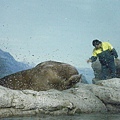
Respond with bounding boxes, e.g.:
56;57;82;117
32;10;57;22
87;39;118;80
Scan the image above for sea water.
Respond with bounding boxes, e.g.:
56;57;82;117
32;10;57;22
1;113;120;120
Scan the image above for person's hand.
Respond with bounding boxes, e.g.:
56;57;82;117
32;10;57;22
87;59;92;63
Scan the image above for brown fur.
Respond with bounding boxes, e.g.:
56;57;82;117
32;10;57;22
0;61;81;91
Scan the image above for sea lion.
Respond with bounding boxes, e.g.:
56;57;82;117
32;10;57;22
0;61;81;91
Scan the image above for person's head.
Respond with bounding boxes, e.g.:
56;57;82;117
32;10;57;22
92;39;102;49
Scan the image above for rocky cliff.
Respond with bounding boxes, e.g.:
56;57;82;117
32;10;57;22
0;49;31;78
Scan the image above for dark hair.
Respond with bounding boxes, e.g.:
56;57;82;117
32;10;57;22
92;39;102;46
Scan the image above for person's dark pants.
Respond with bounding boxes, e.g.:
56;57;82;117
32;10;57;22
101;61;116;80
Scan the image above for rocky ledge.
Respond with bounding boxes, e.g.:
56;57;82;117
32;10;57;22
0;78;120;118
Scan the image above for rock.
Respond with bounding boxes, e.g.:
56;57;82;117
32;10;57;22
95;78;120;89
0;84;107;118
86;78;120;113
0;61;81;91
91;59;102;81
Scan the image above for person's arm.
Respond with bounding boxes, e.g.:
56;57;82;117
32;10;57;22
107;42;118;58
87;56;97;63
87;49;97;63
111;48;118;58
